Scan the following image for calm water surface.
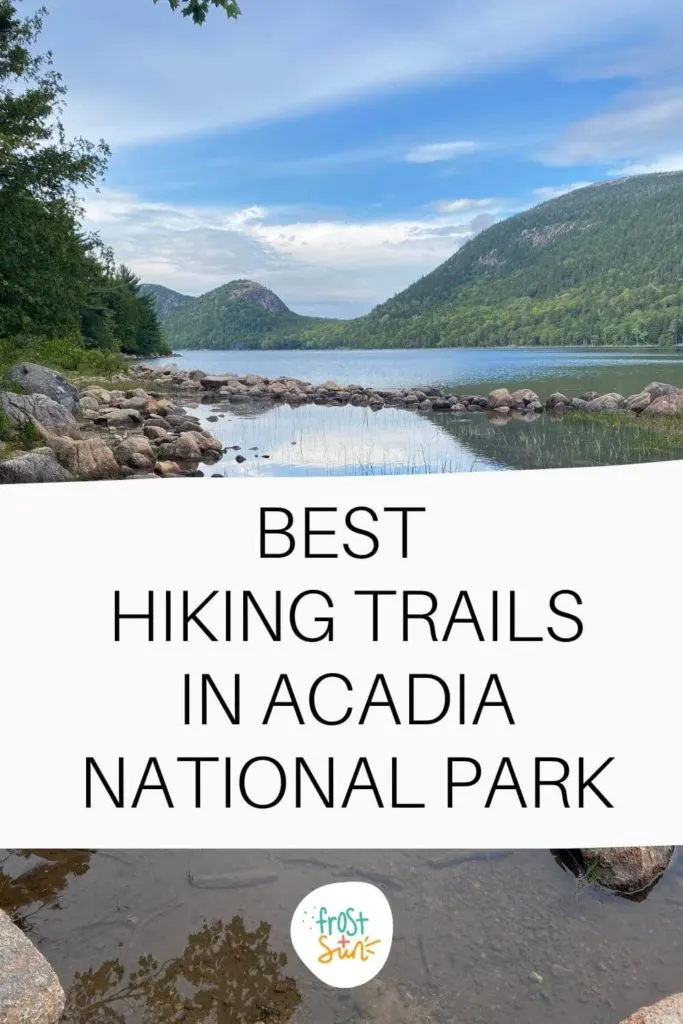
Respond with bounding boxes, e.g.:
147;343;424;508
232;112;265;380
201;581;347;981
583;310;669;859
145;349;683;477
3;848;683;1024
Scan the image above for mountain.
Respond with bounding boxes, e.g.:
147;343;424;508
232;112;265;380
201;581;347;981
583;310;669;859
322;172;683;348
141;284;194;319
155;279;338;350
149;172;683;350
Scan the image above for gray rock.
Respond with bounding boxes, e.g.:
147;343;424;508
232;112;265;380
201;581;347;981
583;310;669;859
94;408;143;429
626;391;652;412
0;451;74;484
0;911;65;1022
620;993;683;1023
0;392;80;438
584;392;626;412
546;392;570;409
6;362;78;413
643;381;680;400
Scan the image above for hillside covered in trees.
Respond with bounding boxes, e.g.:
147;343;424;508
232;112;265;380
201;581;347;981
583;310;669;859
153;173;683;350
0;0;170;375
149;280;339;349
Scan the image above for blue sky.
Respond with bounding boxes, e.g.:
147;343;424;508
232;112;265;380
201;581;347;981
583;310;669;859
40;0;683;316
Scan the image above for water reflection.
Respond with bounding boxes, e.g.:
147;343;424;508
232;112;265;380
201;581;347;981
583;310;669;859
62;916;300;1024
189;398;683;478
0;849;92;932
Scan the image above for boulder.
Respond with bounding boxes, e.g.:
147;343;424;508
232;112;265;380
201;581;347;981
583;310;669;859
581;391;600;402
48;436;120;480
488;388;514;409
78;396;100;414
113;436;157;472
154;460;183;477
641;392;683;416
620;993;683;1023
0;392;80;438
6;362;78;413
120;395;151;411
509;388;539;404
200;375;233;392
79;386;112;407
94;408;143;429
0;450;74;484
546;392;570;409
322;380;341;391
643;382;680;400
143;424;169;440
626;391;652;412
584;393;626;412
559;847;674;899
156;432;203;461
0;910;65;1023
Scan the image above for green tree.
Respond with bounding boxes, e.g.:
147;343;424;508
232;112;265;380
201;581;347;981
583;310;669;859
154;0;241;24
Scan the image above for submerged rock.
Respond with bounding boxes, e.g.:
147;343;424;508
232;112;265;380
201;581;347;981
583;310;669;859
0;909;65;1023
620;993;683;1022
6;362;79;413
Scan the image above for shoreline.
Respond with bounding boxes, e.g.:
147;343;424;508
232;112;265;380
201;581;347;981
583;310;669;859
1;360;683;484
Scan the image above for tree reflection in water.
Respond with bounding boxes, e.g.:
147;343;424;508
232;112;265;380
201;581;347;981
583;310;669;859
62;916;301;1024
0;849;92;932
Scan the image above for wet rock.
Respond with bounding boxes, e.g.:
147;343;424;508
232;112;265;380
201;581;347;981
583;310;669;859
584;392;626;412
0;910;65;1023
235;454;247;463
6;362;79;413
431;398;452;411
626;391;652;412
207;414;219;422
200;375;235;392
557;847;674;900
47;436;120;480
641;392;683;416
0;450;74;484
488;388;514;409
546;392;570;409
114;436;157;472
0;392;80;438
620;993;683;1022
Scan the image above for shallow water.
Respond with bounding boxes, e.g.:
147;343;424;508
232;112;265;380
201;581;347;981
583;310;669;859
3;848;683;1024
185;402;683;478
145;348;683;477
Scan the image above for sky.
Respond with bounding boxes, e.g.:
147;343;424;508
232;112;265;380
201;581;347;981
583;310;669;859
38;0;683;317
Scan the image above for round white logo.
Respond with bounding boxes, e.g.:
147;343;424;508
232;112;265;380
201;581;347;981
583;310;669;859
290;881;393;988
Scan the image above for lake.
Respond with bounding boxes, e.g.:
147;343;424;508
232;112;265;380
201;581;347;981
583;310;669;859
144;348;683;476
3;847;683;1023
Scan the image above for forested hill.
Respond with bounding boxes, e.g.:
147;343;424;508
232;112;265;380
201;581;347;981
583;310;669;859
321;172;683;348
153;280;340;350
152;172;683;350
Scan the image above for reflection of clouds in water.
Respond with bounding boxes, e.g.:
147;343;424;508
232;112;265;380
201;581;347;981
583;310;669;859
196;403;497;476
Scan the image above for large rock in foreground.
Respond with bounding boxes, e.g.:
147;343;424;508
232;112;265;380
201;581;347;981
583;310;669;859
556;846;674;900
48;436;120;480
0;450;73;484
0;910;65;1023
5;363;78;413
0;392;80;438
620;993;683;1022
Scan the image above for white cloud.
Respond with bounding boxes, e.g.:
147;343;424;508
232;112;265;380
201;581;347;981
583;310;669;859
43;0;675;147
83;189;500;317
532;182;592;201
608;153;683;176
544;87;683;166
404;141;479;164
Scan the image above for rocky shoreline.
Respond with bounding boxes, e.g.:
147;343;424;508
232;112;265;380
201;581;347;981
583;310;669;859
2;360;683;483
1;846;680;1023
